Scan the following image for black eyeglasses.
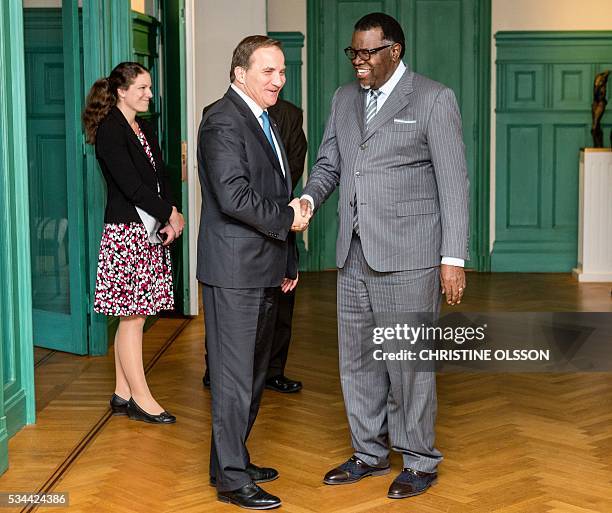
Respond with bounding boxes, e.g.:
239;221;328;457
344;44;394;61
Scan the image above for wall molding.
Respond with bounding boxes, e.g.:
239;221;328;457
492;30;612;272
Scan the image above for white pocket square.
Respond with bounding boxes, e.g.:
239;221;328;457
394;118;417;124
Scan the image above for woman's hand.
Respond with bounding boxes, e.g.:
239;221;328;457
168;206;185;237
159;224;177;246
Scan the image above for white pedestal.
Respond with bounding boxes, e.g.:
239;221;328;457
572;149;612;282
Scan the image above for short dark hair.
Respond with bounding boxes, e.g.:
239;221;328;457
354;12;405;59
230;35;283;82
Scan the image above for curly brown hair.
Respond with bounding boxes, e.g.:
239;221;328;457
82;61;149;144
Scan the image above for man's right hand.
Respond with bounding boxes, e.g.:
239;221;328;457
300;198;313;219
289;198;311;231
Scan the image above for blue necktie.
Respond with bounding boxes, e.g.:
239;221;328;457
260;111;275;149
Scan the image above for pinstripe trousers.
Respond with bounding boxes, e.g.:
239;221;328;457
337;234;443;473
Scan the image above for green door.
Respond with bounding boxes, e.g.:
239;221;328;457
160;0;190;313
132;3;190;313
24;6;88;354
307;0;490;270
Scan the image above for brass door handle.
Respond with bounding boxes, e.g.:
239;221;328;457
181;141;187;182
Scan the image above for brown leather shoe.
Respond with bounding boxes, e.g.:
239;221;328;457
323;455;390;485
387;468;437;498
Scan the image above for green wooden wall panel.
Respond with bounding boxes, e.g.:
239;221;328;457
506;125;541;228
492;31;612;272
552;64;591;110
505;65;545;110
307;0;490;271
552;124;585;229
414;0;462;94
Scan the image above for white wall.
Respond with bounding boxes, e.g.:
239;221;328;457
490;0;612;250
194;0;267;115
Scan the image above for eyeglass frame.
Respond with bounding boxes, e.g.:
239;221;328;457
343;43;395;61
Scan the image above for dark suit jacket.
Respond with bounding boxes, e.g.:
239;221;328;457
203;98;307;188
196;87;297;288
95;106;175;224
268;99;307;187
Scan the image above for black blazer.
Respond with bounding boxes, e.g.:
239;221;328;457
268;99;307;187
196;87;297;288
95;106;175;224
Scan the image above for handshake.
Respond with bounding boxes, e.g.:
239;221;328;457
289;197;313;232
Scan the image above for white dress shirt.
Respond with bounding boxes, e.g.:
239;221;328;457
230;83;286;177
301;62;464;267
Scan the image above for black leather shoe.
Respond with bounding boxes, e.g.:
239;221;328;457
127;398;176;424
323;455;390;485
210;463;279;487
387;468;438;498
265;375;302;393
217;482;281;510
202;369;210;388
110;394;129;416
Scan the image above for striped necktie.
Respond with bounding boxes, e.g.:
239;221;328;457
365;89;381;128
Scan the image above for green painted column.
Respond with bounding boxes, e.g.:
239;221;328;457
268;31;304;107
0;0;36;474
268;31;307;265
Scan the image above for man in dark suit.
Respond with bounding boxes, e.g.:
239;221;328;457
202;98;307;394
197;35;309;510
265;99;307;393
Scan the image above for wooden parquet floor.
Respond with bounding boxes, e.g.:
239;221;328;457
1;272;612;512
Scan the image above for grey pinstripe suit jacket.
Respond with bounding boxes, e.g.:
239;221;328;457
303;67;469;272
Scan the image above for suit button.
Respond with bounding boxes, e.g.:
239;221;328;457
360;144;366;150
355;172;361;177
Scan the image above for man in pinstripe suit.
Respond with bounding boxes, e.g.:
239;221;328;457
300;12;469;499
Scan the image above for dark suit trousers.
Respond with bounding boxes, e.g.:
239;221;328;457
266;289;295;378
203;284;280;491
204;289;296;378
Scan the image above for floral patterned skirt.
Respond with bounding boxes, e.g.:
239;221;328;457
94;223;174;316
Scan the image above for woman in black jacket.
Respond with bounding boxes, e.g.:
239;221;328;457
83;62;184;424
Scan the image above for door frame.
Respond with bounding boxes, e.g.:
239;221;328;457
305;0;491;271
0;0;36;473
183;0;199;315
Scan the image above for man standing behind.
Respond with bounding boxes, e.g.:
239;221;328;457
265;98;307;393
197;35;308;510
300;13;469;499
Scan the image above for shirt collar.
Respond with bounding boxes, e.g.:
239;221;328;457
362;60;406;97
231;83;265;119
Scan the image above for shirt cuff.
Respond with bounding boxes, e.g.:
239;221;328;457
441;256;464;267
300;194;315;211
